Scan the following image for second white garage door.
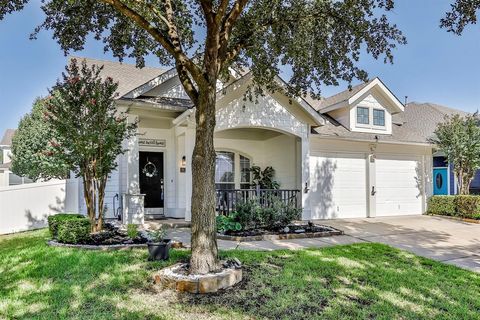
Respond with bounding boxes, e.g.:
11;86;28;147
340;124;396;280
375;155;423;216
309;153;367;219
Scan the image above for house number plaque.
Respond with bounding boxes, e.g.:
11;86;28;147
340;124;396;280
138;138;166;148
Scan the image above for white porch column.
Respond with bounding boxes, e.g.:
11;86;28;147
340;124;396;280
184;124;195;222
300;127;311;220
123;114;144;225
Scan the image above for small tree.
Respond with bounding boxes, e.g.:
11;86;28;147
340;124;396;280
11;98;69;180
430;114;480;195
44;59;137;232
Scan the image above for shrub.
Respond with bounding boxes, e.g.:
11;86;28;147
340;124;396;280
233;195;301;231
427;195;480;220
127;224;139;239
427;196;456;216
216;213;242;233
455;195;480;219
48;213;84;238
235;198;264;230
57;217;91;244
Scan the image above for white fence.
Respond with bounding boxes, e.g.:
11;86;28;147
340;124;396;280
0;179;78;235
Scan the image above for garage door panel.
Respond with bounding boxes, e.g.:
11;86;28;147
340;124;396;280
376;156;423;216
310;153;367;219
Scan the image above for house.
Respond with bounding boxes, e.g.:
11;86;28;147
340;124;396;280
0;129;32;186
67;57;461;223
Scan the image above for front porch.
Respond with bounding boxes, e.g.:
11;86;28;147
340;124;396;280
215;188;301;215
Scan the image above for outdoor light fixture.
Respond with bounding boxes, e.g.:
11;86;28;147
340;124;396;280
179;156;187;173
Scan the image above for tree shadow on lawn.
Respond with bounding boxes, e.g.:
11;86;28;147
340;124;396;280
0;230;193;319
1;230;480;320
180;245;480;320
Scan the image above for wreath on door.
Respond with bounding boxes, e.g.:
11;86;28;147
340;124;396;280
142;159;158;178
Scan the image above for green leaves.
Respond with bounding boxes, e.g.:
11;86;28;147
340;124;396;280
441;0;480;35
3;0;407;97
11;98;70;181
430;113;480;194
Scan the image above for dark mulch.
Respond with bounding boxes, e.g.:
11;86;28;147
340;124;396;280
222;222;336;237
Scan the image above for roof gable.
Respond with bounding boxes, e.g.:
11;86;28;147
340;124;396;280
318;78;404;114
0;129;15;146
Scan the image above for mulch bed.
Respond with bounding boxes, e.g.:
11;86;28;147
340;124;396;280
217;223;343;241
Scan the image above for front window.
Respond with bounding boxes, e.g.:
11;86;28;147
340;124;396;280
373;109;385;126
356;107;369;125
240;155;251;189
215;151;251;190
215;151;235;190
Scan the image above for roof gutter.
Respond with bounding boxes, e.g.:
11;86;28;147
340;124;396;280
311;134;433;147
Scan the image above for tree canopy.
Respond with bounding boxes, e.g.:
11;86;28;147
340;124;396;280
430;114;480;195
44;59;137;231
11;98;70;181
441;0;480;35
1;0;407;99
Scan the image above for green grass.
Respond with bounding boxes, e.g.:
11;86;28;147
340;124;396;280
1;230;480;320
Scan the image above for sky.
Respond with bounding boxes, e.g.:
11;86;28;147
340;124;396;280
0;0;479;136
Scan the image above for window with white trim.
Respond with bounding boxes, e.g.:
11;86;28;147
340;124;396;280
356;107;369;125
373;109;385;126
215;151;251;190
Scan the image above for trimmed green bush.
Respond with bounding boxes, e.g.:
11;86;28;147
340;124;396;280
427;196;456;216
427;195;480;220
57;217;91;244
454;196;480;219
232;195;301;231
48;213;84;238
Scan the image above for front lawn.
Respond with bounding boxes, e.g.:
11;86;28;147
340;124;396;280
1;230;479;319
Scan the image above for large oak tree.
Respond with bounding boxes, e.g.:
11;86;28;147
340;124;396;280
2;0;407;274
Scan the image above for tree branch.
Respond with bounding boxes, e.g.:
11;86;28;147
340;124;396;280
102;0;204;85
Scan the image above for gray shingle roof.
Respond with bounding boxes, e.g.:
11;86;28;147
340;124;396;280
0;129;15;146
69;56;167;98
314;102;468;144
311;79;375;111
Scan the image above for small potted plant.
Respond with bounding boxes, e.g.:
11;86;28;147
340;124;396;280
147;226;171;261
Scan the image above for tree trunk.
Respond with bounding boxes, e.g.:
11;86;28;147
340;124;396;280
189;82;219;274
82;172;96;232
96;177;107;232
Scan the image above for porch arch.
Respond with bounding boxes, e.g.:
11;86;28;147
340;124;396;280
215;93;309;139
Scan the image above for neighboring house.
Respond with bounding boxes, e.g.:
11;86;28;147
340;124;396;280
66;56;461;223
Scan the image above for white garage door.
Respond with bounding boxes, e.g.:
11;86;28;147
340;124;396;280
375;155;423;216
309;153;367;219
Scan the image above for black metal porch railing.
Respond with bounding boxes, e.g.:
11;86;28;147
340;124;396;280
215;188;300;215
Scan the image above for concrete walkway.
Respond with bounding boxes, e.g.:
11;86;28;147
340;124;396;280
164;215;480;272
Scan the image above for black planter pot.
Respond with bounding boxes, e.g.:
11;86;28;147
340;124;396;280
147;239;171;261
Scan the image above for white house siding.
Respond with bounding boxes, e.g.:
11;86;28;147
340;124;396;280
349;93;393;135
307;137;432;220
213;133;298;189
261;134;299;189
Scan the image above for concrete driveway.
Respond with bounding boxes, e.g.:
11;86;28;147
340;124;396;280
164;215;480;272
320;215;480;272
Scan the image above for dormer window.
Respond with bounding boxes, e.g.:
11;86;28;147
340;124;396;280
373;109;385;126
356;107;369;125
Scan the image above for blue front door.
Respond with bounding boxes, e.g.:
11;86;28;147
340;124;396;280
433;168;448;195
